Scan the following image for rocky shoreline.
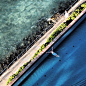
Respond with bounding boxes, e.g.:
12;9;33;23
0;0;76;75
0;18;54;75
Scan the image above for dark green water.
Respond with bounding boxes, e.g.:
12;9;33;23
0;0;75;60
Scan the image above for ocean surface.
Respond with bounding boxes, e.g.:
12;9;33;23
21;18;86;86
0;0;73;60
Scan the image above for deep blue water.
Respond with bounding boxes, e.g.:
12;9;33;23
0;0;70;60
21;19;86;86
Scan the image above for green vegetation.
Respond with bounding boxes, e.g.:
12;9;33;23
31;2;86;61
31;22;67;61
46;23;67;42
66;2;86;25
6;62;29;85
6;2;86;85
31;43;48;61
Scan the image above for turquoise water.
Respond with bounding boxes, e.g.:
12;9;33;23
21;19;86;86
0;0;70;60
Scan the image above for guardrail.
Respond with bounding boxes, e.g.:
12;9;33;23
0;0;79;76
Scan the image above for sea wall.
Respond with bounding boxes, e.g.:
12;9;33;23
8;7;86;86
0;0;78;75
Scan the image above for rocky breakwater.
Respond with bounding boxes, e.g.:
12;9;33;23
0;0;77;75
0;18;52;75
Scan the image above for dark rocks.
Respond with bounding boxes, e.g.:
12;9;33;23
37;18;49;31
0;0;76;74
0;17;53;75
0;0;78;75
58;0;76;13
0;63;4;70
6;57;10;65
1;0;76;74
0;60;8;73
51;13;61;22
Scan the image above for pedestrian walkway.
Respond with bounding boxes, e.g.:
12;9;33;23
0;0;85;86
